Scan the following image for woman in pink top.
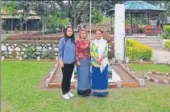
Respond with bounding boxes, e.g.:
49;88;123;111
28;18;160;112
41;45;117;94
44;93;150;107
76;29;91;97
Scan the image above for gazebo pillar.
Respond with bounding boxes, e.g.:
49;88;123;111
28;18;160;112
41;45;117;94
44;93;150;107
146;11;149;25
130;12;132;34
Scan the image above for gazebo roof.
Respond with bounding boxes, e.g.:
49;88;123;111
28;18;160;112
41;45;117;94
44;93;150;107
106;1;166;14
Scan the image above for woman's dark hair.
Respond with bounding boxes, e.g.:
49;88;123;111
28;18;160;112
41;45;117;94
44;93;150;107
64;26;75;44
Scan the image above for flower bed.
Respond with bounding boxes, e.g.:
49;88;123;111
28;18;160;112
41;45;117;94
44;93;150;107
143;25;162;36
144;71;170;85
126;39;152;61
7;33;63;40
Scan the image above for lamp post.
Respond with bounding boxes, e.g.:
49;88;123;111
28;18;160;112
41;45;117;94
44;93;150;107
89;0;92;41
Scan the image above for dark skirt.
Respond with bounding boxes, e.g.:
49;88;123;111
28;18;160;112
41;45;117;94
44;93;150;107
92;65;109;97
77;57;91;96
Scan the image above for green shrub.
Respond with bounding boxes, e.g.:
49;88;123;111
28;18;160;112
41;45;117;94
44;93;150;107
126;39;152;61
25;46;36;59
165;40;170;50
162;25;170;39
41;50;54;59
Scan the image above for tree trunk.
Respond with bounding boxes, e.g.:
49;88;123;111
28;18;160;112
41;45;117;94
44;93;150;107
42;19;44;34
73;18;77;29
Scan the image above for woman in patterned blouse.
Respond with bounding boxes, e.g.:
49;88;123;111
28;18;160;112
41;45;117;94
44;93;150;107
90;30;109;97
76;29;91;97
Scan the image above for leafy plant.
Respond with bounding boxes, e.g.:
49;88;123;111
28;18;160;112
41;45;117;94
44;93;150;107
162;25;170;39
24;46;36;59
165;40;170;50
126;39;152;61
41;50;54;59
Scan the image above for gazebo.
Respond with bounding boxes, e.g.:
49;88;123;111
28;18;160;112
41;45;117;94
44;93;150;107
106;1;166;35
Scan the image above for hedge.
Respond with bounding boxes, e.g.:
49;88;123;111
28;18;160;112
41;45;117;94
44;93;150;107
126;39;152;61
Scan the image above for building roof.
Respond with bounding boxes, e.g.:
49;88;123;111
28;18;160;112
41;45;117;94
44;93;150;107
106;1;166;14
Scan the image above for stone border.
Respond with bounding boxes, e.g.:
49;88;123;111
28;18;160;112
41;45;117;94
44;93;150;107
45;63;58;87
119;63;145;87
47;62;144;89
1;59;57;62
129;61;153;64
144;71;170;85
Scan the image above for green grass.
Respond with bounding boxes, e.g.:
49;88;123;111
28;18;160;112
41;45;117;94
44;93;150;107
129;64;170;73
2;61;170;112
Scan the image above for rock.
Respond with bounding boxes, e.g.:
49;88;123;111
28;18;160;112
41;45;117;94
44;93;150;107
164;80;169;84
16;56;19;59
1;45;7;51
156;72;161;75
54;48;59;52
139;59;143;63
148;71;152;74
15;47;20;51
22;48;26;51
1;56;5;60
42;48;47;51
116;80;122;88
131;71;135;74
37;56;40;61
36;46;42;51
54;53;58;56
19;57;22;61
16;52;20;55
48;47;52;50
165;73;169;76
152;71;157;74
154;79;159;83
8;47;13;51
125;57;129;63
138;79;145;86
21;52;24;55
36;52;40;55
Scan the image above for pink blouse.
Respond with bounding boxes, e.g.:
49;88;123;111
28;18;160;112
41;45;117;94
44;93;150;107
76;39;90;61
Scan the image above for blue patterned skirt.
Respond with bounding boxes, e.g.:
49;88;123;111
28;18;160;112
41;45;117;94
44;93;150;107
77;57;91;96
92;65;109;97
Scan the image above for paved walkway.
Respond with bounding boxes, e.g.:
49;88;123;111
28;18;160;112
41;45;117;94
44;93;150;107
152;50;170;63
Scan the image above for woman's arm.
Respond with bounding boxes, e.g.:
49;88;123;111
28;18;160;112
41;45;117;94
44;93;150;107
75;40;81;65
58;38;64;67
75;40;80;61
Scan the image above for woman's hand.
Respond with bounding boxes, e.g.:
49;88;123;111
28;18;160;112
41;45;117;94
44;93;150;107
99;56;104;62
96;58;101;65
59;59;64;68
76;61;80;66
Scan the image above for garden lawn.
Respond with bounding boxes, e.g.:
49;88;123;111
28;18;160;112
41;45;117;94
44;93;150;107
129;64;170;73
2;61;170;112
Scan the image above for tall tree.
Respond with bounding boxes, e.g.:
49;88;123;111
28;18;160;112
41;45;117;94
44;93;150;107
57;1;89;29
